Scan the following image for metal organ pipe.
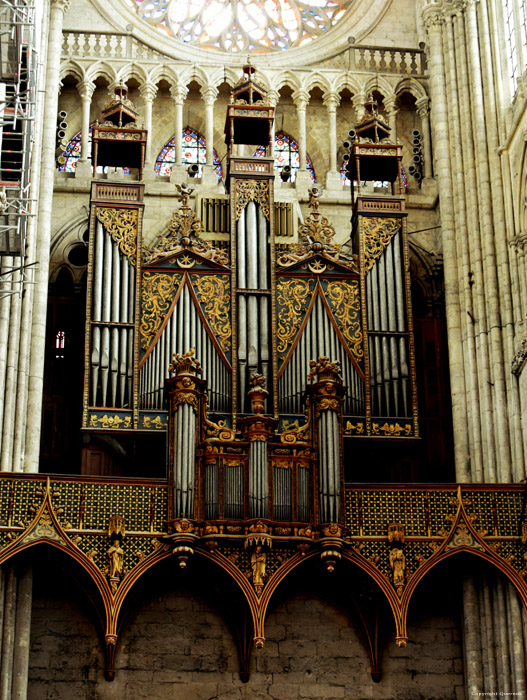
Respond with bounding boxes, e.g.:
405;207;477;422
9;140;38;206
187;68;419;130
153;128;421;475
139;282;229;413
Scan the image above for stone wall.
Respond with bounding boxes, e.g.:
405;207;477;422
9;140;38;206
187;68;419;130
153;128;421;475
28;572;464;700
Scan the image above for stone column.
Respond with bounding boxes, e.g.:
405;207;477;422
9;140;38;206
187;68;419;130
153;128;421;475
323;92;342;191
422;4;469;482
26;0;71;471
293;90;311;196
170;83;188;182
139;82;158;180
351;92;366;123
384;95;398;139
200;85;219;188
76;79;95;179
416;95;436;195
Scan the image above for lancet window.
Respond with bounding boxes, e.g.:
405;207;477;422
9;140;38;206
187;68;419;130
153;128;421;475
154;127;224;179
254;132;316;182
503;0;527;92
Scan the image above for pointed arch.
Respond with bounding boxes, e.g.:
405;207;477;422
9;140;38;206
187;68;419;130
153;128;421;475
154;126;224;179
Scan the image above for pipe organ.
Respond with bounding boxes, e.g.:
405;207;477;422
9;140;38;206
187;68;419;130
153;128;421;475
82;70;418;531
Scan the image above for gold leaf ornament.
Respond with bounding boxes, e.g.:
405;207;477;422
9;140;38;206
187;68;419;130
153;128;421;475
325;281;363;361
276;278;313;354
140;272;181;349
190;275;231;353
96;208;138;266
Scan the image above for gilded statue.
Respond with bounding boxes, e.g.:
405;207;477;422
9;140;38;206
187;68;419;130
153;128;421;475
389;547;405;591
107;539;124;578
250;545;267;587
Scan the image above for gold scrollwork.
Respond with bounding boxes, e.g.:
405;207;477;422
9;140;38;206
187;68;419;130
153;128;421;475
173;393;199;413
325;281;363;361
371;422;412;436
140;272;181;350
362;217;400;273
190;275;231;353
234;180;270;221
96;207;138;266
280;418;310;444
276;279;313;355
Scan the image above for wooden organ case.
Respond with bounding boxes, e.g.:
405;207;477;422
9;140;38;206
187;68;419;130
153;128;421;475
81;71;418;533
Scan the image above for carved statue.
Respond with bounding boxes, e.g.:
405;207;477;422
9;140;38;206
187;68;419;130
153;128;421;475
107;539;124;578
251;545;267;586
389;547;405;589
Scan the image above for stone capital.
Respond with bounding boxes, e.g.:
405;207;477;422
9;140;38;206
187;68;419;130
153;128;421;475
293;90;309;109
51;0;71;12
323;92;340;111
422;5;445;30
200;85;218;105
267;90;280;107
139;82;158;103
77;80;95;101
383;95;398;114
416;96;430;119
351;92;366;117
170;84;189;105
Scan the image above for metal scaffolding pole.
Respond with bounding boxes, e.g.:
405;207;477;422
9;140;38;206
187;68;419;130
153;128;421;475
0;0;37;299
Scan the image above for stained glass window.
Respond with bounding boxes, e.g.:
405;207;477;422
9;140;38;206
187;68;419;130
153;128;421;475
253;132;316;183
128;0;352;53
58;126;130;174
502;0;527;94
154;127;223;179
339;161;407;191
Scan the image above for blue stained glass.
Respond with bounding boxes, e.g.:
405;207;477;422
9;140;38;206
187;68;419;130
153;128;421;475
154;126;223;179
253;132;316;183
58;126;130;174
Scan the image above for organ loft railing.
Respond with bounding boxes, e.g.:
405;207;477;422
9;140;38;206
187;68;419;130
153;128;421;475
81;68;418;533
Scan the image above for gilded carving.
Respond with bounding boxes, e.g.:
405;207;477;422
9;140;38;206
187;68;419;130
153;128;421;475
389;548;405;595
325;281;363;361
140;272;181;350
276;279;312;354
96;207;138;266
298;188;336;248
190;275;231;353
234;179;270;221
143;184;229;267
168;348;202;376
280;417;310;444
362;217;400;273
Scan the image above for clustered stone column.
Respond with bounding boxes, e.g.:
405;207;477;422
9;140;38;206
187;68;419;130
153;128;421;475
422;0;526;695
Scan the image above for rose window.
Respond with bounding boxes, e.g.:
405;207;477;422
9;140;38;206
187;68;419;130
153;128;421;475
128;0;352;52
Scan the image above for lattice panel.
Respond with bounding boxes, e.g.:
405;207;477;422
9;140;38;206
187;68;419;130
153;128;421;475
493;491;523;537
344;490;359;535
51;481;84;528
488;540;525;573
359;491;428;537
81;483;168;532
9;479;42;526
463;491;495;535
404;541;435;579
354;541;390;578
427;490;457;535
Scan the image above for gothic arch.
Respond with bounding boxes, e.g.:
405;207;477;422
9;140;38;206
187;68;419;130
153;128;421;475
84;61;118;86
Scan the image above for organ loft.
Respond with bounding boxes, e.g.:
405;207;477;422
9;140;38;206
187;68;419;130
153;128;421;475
2;1;527;692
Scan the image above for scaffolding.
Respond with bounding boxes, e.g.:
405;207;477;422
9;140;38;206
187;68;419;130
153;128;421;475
0;0;37;297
